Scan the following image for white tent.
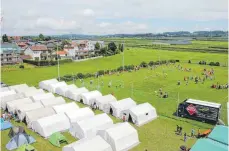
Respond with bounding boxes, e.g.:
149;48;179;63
16;102;44;121
31;93;55;102
9;84;29;93
66;107;94;124
70;113;113;139
65;87;89;101
55;84;78;97
53;102;79;114
97;122;140;151
91;94;117;113
108;98;137;118
6;98;33;113
22;89;45;97
39;79;58;90
79;90;102;105
33;113;70;138
25;107;56;128
15;86;37;94
123;103;157;127
47;81;67;93
0;87;9;92
1;93;25;110
40;97;66;107
62;136;113;151
0;90;16;98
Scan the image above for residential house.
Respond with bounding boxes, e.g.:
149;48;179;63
56;51;67;57
24;45;50;60
0;43;22;65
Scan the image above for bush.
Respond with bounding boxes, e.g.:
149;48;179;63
19;65;24;69
140;61;148;67
117;66;123;71
215;62;220;66
148;61;154;66
168;60;176;63
84;73;93;78
175;60;180;62
77;73;84;79
23;59;72;66
188;60;191;63
209;62;220;66
98;70;105;76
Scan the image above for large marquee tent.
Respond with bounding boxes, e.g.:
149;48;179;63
33;113;70;138
39;79;59;90
7;98;33;113
108;98;137;118
52;102;79;114
40;97;66;107
97;122;140;151
66;107;95;124
15;86;37;94
22;89;45;97
62;136;112;151
65;87;89;101
122;102;157;126
25;107;56;129
1;93;25;110
55;84;78;97
9;84;29;93
16;102;44;121
79;90;102;105
31;93;55;102
70;113;113;139
91;94;117;113
47;81;67;93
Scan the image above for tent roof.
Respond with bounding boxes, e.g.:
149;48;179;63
208;125;228;145
1;93;25;109
49;132;68;147
129;102;156;115
57;84;77;92
16;102;44;113
0;90;16;98
191;138;228;151
40;97;65;107
16;86;37;94
31;93;55;102
63;136;112;151
35;113;69;127
22;89;44;97
75;113;113;131
95;94;117;104
7;98;33;112
81;90;102;99
65;107;94;123
53;102;79;113
48;81;67;89
186;99;221;108
9;84;28;91
0;87;9;92
40;79;58;85
110;98;136;110
105;122;137;140
71;87;89;94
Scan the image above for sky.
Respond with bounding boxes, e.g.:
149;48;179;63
1;0;228;35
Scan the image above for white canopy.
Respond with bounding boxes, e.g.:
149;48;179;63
0;87;9;92
16;102;44;121
39;79;58;90
66;107;95;124
108;98;137;118
65;87;89;101
0;90;16;98
62;136;113;151
6;98;33;113
15;86;37;94
22;89;45;97
1;93;25;110
55;84;78;97
70;113;113;139
33;113;70;138
123;102;157;127
31;93;55;102
79;90;102;105
92;94;117;113
25;107;56;129
9;84;29;93
47;81;67;93
97;122;140;151
53;102;79;114
40;97;66;107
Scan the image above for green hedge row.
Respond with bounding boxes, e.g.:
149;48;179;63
23;59;72;66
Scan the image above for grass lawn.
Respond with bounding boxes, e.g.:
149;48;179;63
1;47;228;151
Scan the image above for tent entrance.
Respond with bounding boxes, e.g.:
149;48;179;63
128;114;133;123
110;108;113;115
80;99;83;103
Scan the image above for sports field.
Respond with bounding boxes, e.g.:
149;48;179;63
1;46;228;151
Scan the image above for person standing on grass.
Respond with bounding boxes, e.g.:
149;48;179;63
191;129;195;137
184;133;187;142
180;126;183;135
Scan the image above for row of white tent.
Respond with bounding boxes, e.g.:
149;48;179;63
39;79;158;127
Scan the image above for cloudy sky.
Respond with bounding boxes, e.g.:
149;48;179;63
1;0;228;35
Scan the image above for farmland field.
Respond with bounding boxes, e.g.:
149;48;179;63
1;45;228;151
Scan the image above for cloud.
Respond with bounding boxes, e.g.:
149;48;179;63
1;0;228;35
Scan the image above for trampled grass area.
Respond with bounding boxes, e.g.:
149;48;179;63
1;47;228;151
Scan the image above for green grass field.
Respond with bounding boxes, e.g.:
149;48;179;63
1;47;228;151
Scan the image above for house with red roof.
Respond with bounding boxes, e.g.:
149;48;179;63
24;44;50;60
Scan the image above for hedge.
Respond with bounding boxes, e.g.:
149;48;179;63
209;62;220;66
23;59;72;66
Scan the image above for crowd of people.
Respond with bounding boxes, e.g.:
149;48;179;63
155;88;168;98
176;125;198;142
211;83;228;89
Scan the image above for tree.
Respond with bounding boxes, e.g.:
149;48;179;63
39;34;45;41
45;36;51;41
120;43;124;52
108;42;117;52
2;34;9;42
61;40;70;49
100;46;107;55
95;42;100;50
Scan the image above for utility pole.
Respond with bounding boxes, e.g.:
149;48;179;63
57;44;60;81
122;40;125;72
